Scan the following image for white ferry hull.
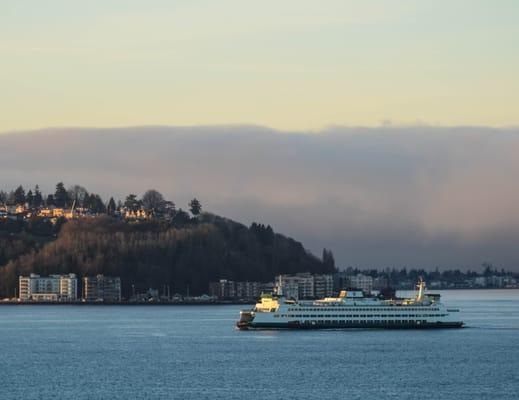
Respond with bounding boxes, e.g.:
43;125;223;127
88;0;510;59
238;320;463;330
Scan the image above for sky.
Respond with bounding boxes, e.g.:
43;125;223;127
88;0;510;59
1;126;518;271
1;0;519;132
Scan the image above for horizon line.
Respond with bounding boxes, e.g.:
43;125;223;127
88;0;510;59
2;122;519;136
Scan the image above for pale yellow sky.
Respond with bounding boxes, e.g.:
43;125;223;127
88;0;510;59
1;0;518;132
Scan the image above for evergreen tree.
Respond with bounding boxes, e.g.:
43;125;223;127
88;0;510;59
483;262;493;277
33;185;43;207
26;190;34;207
250;223;274;245
84;193;104;213
107;197;117;215
6;191;15;205
82;193;92;210
172;208;191;227
88;194;106;214
13;185;26;205
124;194;141;212
189;198;202;216
322;248;336;270
46;194;55;207
54;182;69;208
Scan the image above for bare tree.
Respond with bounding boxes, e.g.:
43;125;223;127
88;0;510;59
67;185;89;207
142;189;165;213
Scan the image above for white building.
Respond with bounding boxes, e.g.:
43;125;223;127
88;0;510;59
280;282;300;300
19;273;78;301
275;273;313;299
473;277;487;287
275;273;334;300
348;273;374;293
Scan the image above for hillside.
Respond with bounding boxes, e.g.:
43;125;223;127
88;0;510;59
0;213;335;298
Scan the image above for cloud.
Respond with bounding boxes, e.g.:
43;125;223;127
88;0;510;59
1;125;518;270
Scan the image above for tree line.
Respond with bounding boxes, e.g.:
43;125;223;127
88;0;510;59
0;214;335;298
1;182;203;219
0;182;336;298
345;262;516;283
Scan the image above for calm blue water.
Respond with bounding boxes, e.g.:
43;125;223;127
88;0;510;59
0;290;518;400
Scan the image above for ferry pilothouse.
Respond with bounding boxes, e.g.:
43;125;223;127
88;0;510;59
237;280;463;330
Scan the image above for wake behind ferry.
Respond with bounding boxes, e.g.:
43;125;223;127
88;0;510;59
237;280;463;330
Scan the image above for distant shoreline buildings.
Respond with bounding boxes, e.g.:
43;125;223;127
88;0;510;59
18;274;121;303
2;184;518;304
8;268;519;304
207;269;519;302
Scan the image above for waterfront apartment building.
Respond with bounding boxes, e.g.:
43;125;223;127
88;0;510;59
235;282;261;300
348;273;374;293
83;275;121;302
19;273;78;301
334;272;374;294
209;280;265;300
275;273;314;299
209;279;236;299
314;274;334;299
275;273;334;300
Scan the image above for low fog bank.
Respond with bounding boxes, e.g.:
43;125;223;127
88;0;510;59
1;125;518;270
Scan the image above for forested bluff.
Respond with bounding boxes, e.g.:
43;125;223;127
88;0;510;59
0;183;336;298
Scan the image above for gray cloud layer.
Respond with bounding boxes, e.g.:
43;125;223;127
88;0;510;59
1;125;518;270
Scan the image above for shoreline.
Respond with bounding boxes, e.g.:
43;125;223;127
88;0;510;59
2;287;518;306
0;301;255;306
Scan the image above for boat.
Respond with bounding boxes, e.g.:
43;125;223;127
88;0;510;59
236;279;463;330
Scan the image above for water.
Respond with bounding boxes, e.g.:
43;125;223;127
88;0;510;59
0;290;518;400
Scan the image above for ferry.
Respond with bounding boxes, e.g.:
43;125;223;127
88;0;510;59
237;280;463;330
